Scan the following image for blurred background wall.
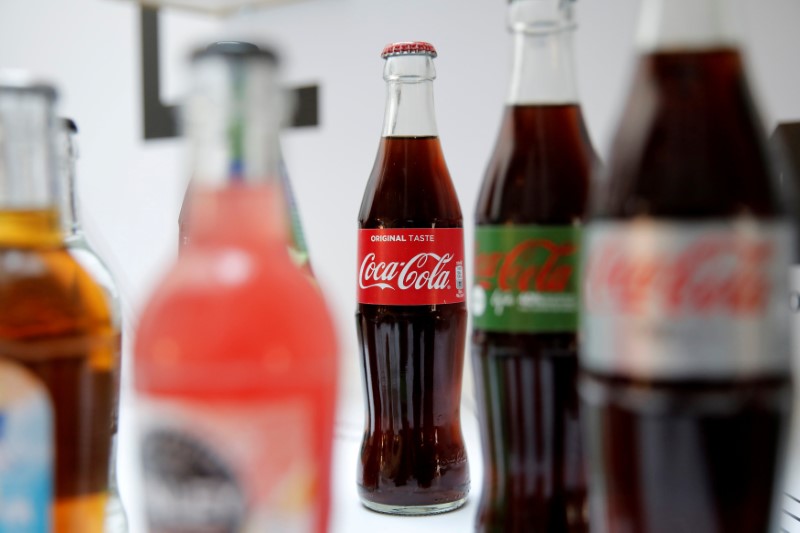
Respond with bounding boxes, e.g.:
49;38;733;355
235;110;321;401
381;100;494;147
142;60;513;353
0;0;799;530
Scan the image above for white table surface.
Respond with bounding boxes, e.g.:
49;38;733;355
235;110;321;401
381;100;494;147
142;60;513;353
118;392;800;533
117;395;485;533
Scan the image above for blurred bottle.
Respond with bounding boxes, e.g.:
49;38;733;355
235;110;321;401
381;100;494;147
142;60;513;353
472;0;594;531
356;41;469;515
57;117;128;533
135;42;338;533
178;42;314;276
0;76;120;532
581;1;793;531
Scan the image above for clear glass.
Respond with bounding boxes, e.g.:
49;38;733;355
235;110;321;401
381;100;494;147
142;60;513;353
507;0;579;105
278;147;313;273
57;122;128;533
179;50;310;268
0;82;57;211
381;54;438;137
186;54;281;187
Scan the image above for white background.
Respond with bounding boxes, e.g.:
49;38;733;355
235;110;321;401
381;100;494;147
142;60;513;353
1;0;800;531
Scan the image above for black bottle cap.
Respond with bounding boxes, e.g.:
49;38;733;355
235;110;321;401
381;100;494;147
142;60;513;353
192;41;279;64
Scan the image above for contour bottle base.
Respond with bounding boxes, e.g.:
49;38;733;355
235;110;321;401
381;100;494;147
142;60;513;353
360;496;468;516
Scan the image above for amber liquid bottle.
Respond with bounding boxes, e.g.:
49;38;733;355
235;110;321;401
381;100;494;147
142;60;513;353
473;1;594;531
581;1;792;532
0;80;119;532
356;41;470;515
58;117;128;533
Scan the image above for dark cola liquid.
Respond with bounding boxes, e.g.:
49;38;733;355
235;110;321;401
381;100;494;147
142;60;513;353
357;136;469;511
585;50;791;533
473;105;593;532
582;377;789;533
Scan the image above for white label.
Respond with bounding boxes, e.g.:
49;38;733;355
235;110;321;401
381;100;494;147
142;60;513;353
582;220;791;380
138;395;317;533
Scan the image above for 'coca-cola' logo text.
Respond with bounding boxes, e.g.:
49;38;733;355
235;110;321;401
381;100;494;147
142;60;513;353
357;228;465;306
475;239;576;293
585;237;773;316
359;252;453;291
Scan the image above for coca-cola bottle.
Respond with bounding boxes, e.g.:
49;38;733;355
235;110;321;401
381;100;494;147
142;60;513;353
472;0;595;531
356;41;470;515
135;42;338;532
581;1;793;532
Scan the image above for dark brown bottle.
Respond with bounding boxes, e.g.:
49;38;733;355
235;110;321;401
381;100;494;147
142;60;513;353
356;42;469;515
581;2;792;532
473;2;595;531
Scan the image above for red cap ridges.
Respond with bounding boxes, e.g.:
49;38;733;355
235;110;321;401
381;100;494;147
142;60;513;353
381;41;437;59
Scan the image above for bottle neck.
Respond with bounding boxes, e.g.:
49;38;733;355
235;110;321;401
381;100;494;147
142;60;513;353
381;55;438;137
0;87;58;210
507;1;579;105
58;128;81;237
637;0;740;52
183;54;289;250
187;55;282;187
0;84;62;247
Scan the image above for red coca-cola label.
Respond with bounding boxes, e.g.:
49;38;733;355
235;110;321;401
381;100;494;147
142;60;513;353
357;228;466;306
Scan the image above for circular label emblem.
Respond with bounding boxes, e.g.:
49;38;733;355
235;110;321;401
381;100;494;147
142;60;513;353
142;429;246;533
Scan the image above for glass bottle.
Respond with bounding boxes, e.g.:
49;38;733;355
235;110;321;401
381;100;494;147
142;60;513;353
56;117;128;533
135;42;339;533
356;41;470;515
581;0;792;531
0;75;120;532
472;0;595;531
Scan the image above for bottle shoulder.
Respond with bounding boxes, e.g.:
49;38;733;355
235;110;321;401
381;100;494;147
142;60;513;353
135;248;338;396
0;246;116;338
597;50;780;218
476;105;594;225
359;137;463;227
137;246;336;354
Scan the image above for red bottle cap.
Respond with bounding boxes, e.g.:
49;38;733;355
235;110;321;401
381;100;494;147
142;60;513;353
381;41;437;59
